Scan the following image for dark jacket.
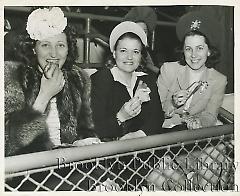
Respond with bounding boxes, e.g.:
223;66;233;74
91;68;164;140
5;61;96;156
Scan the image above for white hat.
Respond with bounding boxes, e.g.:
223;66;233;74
26;7;67;41
109;21;148;52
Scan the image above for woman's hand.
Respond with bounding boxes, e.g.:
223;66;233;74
73;137;102;146
184;117;202;130
40;63;65;100
164;105;175;118
33;63;65;113
119;130;146;140
117;97;142;123
172;90;189;107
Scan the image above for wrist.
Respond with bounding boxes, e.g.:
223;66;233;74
33;91;51;113
116;112;125;125
39;89;52;101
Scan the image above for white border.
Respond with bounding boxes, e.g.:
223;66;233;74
1;0;239;196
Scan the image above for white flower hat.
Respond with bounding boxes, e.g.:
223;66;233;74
26;7;67;41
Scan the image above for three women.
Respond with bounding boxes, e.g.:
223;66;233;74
5;8;227;156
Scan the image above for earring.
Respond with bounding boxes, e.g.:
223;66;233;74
33;49;36;55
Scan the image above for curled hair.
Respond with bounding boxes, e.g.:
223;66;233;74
176;30;220;68
14;25;79;71
106;32;147;69
63;25;79;70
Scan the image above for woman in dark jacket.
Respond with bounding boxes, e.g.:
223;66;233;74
91;21;164;141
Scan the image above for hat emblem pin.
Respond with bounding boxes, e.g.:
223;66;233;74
190;20;201;30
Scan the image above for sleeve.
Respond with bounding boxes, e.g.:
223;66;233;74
143;74;165;135
4;63;49;156
5;107;49;156
157;62;178;113
197;75;227;127
91;70;122;139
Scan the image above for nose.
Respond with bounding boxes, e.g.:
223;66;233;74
127;51;133;60
191;49;197;58
50;46;57;57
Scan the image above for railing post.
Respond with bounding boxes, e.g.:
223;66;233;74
151;29;155;51
84;17;91;65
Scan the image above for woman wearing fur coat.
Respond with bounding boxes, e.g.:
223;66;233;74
5;7;99;156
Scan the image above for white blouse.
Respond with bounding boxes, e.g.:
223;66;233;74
45;97;61;145
110;66;147;98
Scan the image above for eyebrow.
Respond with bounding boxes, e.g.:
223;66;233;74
184;44;205;47
118;47;141;50
40;40;67;44
40;41;50;43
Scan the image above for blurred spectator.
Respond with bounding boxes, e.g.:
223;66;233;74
124;6;161;75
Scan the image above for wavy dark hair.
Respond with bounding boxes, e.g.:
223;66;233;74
176;30;220;68
105;32;147;70
14;25;78;71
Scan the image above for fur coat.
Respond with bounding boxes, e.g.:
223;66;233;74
5;61;96;156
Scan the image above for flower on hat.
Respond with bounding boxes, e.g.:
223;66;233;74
26;7;67;41
190;20;201;30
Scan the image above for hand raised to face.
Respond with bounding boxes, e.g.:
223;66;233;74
43;61;58;79
40;63;65;100
33;62;65;113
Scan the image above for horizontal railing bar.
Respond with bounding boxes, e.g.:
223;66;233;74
219;107;234;123
5;124;233;174
4;6;176;27
6;133;233;179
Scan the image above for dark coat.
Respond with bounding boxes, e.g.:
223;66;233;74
5;61;96;156
91;68;165;140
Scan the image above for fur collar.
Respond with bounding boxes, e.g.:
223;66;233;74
21;65;95;143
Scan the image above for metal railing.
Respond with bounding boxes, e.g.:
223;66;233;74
5;108;235;191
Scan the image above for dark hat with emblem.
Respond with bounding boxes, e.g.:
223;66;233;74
124;6;157;33
176;10;221;47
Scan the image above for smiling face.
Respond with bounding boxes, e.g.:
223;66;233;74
184;34;210;71
35;33;68;72
113;36;142;73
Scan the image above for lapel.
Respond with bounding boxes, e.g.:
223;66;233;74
189;68;213;112
176;65;189;90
